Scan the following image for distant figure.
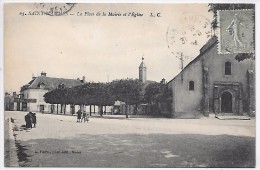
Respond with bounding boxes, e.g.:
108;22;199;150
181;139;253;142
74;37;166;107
28;112;33;128
81;111;86;122
31;113;37;128
24;114;29;128
76;110;82;122
25;112;32;129
86;112;90;122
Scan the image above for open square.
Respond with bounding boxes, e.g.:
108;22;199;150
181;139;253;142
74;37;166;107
5;111;255;168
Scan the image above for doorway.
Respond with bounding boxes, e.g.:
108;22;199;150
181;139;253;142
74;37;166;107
40;105;45;113
221;91;233;113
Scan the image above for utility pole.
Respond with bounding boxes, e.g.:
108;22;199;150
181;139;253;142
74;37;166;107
180;52;184;82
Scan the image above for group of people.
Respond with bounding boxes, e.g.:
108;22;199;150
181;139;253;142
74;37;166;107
24;112;37;129
76;110;90;123
24;110;88;127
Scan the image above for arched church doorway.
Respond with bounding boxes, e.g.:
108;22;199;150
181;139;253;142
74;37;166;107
213;82;243;115
221;91;233;113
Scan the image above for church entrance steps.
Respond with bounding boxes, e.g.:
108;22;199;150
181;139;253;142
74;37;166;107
215;115;251;120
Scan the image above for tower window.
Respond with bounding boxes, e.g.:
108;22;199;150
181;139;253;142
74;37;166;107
189;81;194;91
225;62;231;75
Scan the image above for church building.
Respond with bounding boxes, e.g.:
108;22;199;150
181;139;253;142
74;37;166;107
165;36;255;118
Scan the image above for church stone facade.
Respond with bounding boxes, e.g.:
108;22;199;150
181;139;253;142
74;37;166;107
166;36;255;118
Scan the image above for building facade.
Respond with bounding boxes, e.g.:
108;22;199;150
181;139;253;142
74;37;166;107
4;92;20;111
20;72;85;113
165;37;255;118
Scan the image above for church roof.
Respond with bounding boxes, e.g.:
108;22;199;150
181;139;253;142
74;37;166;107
167;36;218;85
21;76;83;92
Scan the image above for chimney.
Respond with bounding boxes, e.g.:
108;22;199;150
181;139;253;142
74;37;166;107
41;72;47;76
161;78;166;84
32;74;36;79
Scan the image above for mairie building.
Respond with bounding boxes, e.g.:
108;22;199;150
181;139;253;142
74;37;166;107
19;72;85;113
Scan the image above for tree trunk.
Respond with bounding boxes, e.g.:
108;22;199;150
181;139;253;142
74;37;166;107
90;105;92;116
94;105;96;113
104;106;106;115
57;104;58;114
100;105;103;117
60;104;63;113
71;104;74;115
64;104;66;115
156;102;161;116
134;104;138;115
125;105;128;118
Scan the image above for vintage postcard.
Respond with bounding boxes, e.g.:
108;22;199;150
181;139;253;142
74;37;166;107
2;1;257;168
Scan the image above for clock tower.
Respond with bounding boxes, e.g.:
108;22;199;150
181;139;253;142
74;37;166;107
139;57;147;83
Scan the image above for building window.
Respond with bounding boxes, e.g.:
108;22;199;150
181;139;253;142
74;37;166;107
38;81;45;88
189;81;194;91
225;62;231;75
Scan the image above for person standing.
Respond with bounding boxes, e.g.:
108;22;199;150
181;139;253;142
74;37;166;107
24;114;30;128
81;111;86;122
31;113;37;128
25;112;32;129
28;112;33;128
76;109;82;122
86;112;90;122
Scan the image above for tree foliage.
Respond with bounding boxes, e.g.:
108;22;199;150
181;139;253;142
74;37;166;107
144;82;163;104
109;79;142;105
44;82;115;106
44;79;142;108
44;87;67;104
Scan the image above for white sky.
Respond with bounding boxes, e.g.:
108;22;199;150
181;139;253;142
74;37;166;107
4;3;213;93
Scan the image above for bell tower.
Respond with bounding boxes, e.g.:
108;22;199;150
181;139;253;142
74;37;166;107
139;57;147;83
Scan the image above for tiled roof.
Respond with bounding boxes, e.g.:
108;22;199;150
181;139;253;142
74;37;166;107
167;36;218;85
21;76;83;91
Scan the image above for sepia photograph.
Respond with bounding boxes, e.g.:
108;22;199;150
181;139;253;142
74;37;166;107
2;1;258;168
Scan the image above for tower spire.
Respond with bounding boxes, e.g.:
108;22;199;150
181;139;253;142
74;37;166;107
139;56;147;83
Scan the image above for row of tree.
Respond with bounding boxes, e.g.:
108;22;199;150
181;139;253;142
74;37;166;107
43;79;171;117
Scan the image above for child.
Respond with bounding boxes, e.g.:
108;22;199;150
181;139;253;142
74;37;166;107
81;111;86;122
86;112;90;122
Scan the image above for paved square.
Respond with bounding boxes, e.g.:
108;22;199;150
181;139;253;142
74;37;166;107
5;111;255;167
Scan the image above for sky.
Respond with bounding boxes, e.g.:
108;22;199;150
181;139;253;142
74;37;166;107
4;3;213;93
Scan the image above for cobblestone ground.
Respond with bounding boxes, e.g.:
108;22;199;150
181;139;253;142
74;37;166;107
5;111;255;168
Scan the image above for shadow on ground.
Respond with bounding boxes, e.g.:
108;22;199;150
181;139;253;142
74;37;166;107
4;119;11;167
15;133;255;168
